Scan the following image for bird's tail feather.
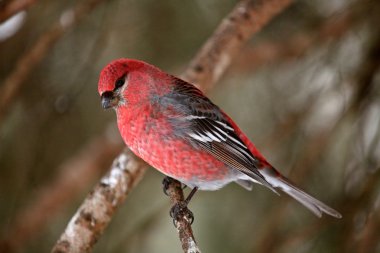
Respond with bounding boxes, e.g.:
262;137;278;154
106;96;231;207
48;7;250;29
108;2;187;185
278;178;342;218
262;168;342;218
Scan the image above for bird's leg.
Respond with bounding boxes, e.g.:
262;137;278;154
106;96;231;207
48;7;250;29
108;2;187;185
184;187;198;205
170;187;198;225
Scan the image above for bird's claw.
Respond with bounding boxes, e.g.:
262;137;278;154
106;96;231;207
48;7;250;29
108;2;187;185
163;177;187;196
163;177;195;225
162;176;174;196
169;201;194;226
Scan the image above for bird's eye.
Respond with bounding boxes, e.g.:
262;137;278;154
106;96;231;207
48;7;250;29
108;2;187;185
114;75;126;90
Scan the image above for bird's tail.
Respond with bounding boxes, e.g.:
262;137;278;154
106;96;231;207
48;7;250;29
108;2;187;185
261;167;342;218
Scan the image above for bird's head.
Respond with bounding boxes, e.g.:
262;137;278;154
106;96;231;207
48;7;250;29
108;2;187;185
98;58;169;110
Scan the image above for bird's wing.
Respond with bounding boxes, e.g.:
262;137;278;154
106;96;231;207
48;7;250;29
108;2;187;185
163;77;276;192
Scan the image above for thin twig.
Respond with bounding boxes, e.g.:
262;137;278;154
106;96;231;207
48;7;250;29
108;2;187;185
0;0;109;125
51;149;148;253
166;179;201;253
51;0;294;252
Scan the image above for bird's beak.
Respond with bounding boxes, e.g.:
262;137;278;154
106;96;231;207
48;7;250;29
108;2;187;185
101;91;119;109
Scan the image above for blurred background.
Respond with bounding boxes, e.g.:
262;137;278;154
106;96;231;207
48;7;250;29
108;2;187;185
0;0;379;252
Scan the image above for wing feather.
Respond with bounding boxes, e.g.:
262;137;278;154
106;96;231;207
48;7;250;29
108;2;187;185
165;77;277;192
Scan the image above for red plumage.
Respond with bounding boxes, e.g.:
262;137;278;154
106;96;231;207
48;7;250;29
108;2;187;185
98;58;341;218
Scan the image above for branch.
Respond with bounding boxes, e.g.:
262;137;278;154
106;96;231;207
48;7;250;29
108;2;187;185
0;0;37;23
357;204;380;253
0;0;109;125
351;26;380;110
51;149;148;253
51;0;294;252
165;179;201;253
181;0;293;91
233;9;354;73
0;130;122;253
257;10;380;252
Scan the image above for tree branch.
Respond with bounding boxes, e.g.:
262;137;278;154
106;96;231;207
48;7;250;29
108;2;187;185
0;0;109;125
51;149;148;253
181;0;293;91
165;179;201;253
0;130;122;253
257;8;380;251
233;9;354;73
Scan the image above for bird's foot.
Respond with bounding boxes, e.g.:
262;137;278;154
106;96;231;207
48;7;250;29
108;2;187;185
162;176;186;196
169;201;194;225
162;176;174;196
162;177;196;225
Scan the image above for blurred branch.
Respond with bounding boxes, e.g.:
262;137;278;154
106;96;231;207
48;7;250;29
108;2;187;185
257;8;380;252
338;18;380;253
352;28;380;111
0;131;122;253
51;149;148;253
257;94;349;253
0;0;36;23
0;5;120;252
357;198;380;253
51;0;295;252
339;169;380;253
272;169;380;252
181;0;293;91
233;9;354;72
261;94;318;150
0;0;109;126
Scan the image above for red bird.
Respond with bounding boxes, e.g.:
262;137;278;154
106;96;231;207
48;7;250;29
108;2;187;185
98;58;341;218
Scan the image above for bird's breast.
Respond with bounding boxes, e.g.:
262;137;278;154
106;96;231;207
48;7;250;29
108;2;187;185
115;106;234;183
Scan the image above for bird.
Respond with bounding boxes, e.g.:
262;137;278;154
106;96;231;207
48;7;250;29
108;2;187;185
98;58;342;219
